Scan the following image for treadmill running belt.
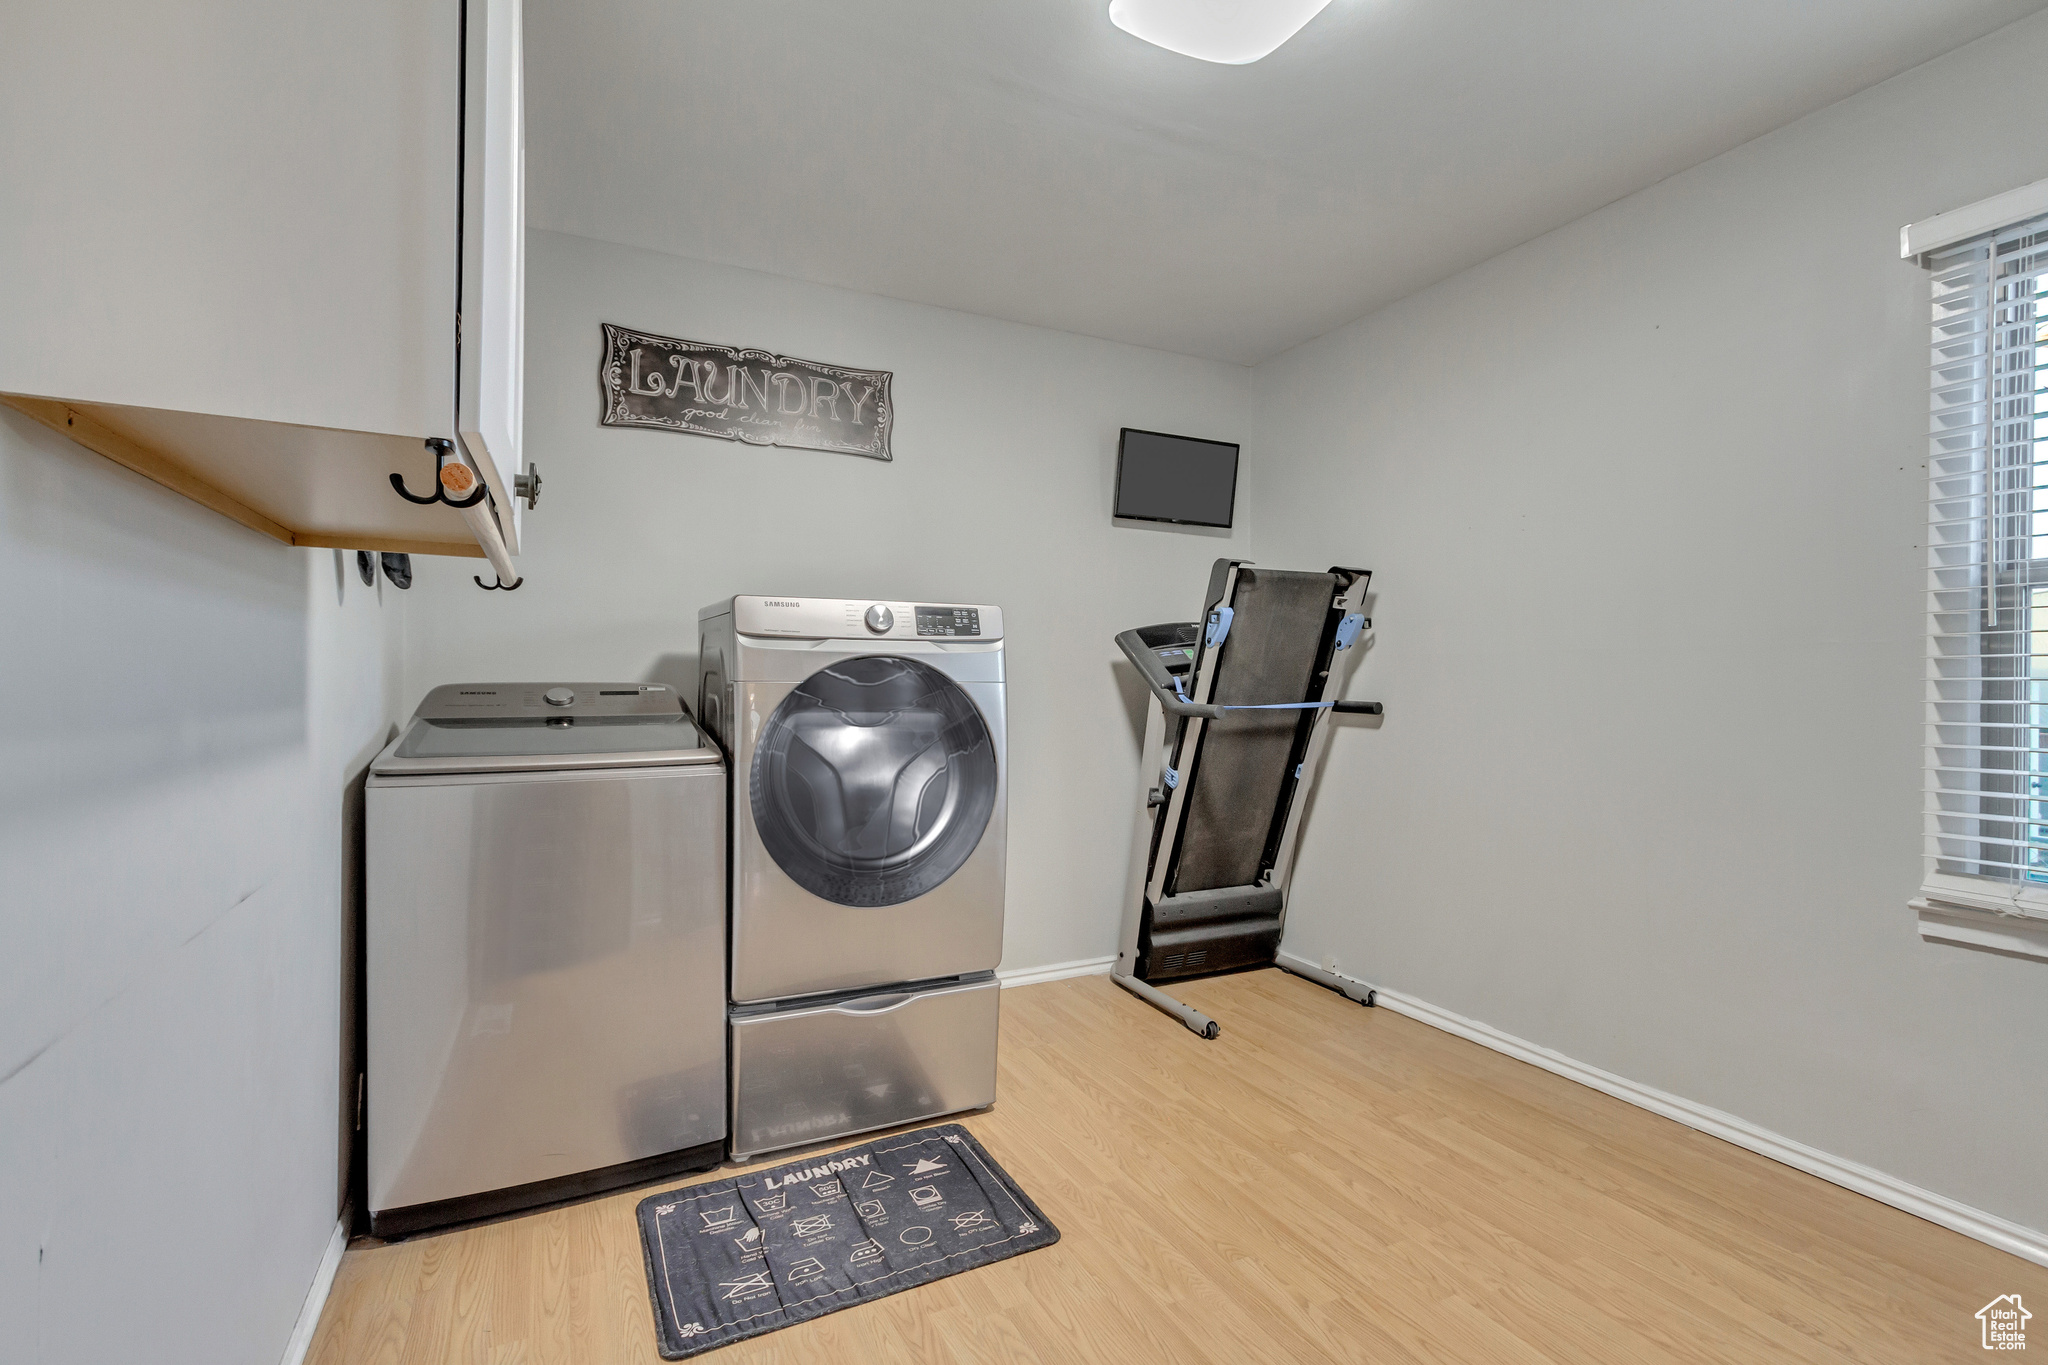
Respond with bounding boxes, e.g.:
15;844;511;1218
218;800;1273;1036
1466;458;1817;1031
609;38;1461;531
1169;568;1334;894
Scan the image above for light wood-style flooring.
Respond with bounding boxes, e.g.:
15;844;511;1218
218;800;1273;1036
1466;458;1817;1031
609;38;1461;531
307;969;2045;1363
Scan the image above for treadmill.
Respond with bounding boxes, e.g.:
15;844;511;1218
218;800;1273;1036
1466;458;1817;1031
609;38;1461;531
1113;559;1380;1038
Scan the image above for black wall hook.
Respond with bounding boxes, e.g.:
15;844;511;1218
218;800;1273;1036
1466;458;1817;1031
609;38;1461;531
392;437;489;509
474;574;523;591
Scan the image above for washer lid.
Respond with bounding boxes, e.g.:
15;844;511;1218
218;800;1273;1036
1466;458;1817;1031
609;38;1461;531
413;682;681;721
372;683;722;776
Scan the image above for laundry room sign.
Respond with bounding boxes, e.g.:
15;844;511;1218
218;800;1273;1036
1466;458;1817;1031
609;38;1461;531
599;323;893;461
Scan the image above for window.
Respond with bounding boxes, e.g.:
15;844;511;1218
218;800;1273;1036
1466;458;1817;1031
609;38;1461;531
1924;212;2048;922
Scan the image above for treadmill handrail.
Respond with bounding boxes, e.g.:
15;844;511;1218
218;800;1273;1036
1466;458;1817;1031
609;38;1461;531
1115;626;1225;719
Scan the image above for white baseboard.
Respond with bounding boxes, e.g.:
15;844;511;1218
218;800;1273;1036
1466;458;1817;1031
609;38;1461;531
997;954;1116;989
1274;951;2048;1269
279;1214;349;1365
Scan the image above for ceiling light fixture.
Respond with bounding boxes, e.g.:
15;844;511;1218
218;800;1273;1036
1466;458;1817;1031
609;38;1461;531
1108;0;1336;65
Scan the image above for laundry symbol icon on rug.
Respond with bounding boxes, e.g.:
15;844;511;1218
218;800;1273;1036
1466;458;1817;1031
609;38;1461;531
786;1256;827;1285
720;1271;775;1303
754;1192;789;1213
909;1185;943;1209
949;1211;997;1232
905;1157;948;1176
898;1226;934;1246
859;1170;895;1191
792;1214;833;1237
809;1180;843;1200
733;1228;762;1250
849;1238;884;1265
855;1200;885;1219
699;1205;741;1232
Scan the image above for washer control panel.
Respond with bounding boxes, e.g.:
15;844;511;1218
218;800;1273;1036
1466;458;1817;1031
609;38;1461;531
915;606;982;637
727;597;1003;641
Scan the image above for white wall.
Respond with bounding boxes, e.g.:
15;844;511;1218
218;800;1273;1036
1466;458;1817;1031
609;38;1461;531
398;229;1254;974
1255;12;2048;1234
0;408;404;1363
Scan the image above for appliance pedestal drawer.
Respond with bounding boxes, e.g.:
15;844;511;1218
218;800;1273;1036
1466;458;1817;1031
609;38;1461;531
730;974;999;1161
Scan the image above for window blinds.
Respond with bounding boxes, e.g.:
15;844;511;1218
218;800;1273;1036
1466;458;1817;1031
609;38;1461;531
1927;213;2048;913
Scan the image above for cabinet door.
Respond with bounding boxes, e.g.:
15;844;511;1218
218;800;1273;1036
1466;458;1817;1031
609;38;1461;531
0;1;459;438
458;0;527;554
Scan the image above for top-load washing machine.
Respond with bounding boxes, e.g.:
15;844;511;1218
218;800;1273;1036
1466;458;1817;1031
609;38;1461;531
364;683;727;1236
699;596;1005;1159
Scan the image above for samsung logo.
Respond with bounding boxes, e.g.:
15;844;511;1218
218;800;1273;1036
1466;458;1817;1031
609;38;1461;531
762;599;801;608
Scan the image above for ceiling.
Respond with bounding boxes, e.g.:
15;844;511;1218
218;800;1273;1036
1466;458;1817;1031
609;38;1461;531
526;0;2046;365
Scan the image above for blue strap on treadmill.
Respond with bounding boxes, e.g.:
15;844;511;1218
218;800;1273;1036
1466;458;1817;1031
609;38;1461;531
1210;611;1366;707
1174;610;1356;711
1175;671;1338;713
1220;700;1339;711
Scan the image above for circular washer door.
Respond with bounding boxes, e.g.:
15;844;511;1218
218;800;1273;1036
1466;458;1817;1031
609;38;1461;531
750;656;997;908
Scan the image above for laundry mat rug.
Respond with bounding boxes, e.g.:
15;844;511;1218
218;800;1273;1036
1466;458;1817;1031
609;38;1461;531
636;1123;1059;1358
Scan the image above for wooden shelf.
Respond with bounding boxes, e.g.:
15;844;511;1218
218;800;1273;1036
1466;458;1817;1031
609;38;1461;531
3;393;485;559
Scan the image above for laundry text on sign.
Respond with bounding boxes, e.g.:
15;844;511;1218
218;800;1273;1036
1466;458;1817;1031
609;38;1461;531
600;323;893;461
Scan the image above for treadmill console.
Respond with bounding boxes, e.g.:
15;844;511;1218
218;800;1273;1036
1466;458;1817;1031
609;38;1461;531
1122;621;1201;694
1137;622;1199;668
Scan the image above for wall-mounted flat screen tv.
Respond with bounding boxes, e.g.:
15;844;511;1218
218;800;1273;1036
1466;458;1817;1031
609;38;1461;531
1114;428;1239;529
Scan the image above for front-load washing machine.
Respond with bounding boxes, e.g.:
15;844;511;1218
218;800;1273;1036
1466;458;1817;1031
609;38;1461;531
698;596;1005;1159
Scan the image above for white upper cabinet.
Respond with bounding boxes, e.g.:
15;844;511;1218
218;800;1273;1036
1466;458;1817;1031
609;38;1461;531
459;0;528;555
0;1;524;569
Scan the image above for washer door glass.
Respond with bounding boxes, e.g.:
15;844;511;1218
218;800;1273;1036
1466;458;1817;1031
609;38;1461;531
751;656;997;908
